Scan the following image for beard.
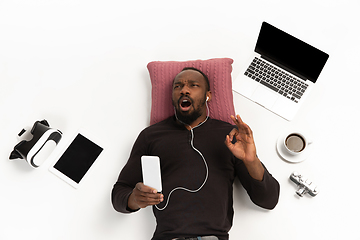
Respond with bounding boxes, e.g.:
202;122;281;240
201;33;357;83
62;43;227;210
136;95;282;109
173;96;206;125
175;107;203;125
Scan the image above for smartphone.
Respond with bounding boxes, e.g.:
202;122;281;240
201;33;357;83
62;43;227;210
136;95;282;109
141;156;162;192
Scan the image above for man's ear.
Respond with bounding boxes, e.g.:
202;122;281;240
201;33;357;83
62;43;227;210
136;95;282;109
206;91;212;102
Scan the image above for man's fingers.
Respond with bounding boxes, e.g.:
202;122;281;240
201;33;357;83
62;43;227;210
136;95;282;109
230;114;253;137
231;115;246;133
137;193;163;204
227;128;238;142
136;182;158;194
230;114;244;125
242;122;253;137
230;115;237;125
135;183;163;201
133;183;164;208
225;135;232;147
236;114;244;123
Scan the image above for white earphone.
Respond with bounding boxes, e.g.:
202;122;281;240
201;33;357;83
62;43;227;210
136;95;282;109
162;102;210;211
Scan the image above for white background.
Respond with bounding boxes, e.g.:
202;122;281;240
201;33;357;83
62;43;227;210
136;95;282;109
1;0;359;239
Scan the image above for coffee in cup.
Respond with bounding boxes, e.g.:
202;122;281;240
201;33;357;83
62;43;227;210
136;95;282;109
285;134;305;152
283;132;311;155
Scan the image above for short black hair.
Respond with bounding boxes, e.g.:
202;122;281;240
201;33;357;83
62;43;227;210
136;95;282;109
180;67;210;91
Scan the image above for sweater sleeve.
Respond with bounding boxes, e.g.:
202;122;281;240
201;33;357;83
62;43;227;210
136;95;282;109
111;130;148;213
235;159;280;210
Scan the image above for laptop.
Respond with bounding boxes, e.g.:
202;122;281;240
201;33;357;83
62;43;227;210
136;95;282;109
233;22;329;120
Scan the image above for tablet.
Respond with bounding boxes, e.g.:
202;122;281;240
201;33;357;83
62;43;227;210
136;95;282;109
49;131;103;188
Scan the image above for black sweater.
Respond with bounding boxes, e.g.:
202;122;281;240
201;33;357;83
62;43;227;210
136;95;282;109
112;116;280;240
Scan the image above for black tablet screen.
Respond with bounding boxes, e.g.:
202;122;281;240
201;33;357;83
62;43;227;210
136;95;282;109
54;134;103;183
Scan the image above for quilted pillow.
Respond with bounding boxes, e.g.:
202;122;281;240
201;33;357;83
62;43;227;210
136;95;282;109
147;58;235;125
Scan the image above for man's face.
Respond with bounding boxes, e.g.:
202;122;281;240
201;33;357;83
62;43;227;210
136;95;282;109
172;70;210;125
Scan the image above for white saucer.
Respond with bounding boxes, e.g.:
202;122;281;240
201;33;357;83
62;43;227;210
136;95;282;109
276;133;313;163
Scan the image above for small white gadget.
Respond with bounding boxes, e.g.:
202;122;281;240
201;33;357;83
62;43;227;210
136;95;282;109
141;156;162;192
49;130;103;188
9;120;62;168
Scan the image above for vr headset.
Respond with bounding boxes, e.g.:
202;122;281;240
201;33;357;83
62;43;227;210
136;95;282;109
9;120;62;168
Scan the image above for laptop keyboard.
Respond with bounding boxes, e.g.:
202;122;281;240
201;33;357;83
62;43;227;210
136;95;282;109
244;57;308;103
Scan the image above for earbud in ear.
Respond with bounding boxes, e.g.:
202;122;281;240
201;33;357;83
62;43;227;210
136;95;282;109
206;97;209;101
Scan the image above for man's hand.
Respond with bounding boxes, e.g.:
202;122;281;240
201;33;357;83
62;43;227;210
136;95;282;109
225;114;264;181
225;115;257;162
128;182;164;210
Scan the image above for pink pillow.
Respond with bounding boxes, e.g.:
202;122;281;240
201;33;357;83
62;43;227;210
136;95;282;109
147;58;236;125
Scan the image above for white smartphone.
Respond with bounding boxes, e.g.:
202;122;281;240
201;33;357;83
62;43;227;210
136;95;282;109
141;156;162;192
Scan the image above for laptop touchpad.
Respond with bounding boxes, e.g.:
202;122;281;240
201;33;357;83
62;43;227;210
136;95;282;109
251;86;278;109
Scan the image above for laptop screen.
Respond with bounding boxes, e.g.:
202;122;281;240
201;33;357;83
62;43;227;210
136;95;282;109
255;22;329;83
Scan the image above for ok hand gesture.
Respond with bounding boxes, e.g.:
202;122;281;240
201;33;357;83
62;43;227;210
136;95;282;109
225;114;264;180
225;115;257;163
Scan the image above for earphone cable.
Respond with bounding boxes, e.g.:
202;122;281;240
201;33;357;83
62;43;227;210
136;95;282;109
155;101;210;211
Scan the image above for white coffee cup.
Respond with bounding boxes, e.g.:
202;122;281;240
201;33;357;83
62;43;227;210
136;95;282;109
283;132;312;155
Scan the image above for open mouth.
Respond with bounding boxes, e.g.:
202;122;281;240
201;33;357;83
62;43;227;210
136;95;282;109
179;97;192;112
